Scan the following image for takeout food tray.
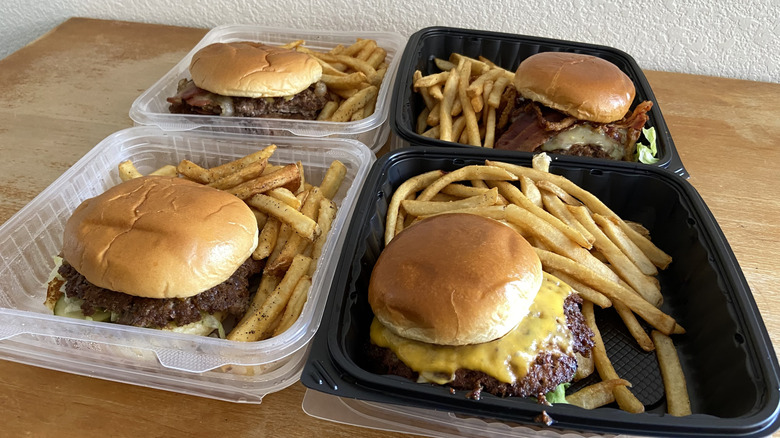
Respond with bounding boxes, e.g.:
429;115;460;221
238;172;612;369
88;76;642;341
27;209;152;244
389;26;689;178
301;146;779;436
0;126;374;403
129;24;407;152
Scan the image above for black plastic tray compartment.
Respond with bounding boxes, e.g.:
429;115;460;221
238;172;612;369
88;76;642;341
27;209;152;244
389;26;689;178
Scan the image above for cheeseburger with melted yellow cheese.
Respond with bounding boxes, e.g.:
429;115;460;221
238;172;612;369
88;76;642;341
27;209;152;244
367;213;594;401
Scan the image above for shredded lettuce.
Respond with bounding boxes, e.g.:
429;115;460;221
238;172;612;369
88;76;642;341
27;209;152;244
53;295;113;322
545;382;570;404
635;127;659;164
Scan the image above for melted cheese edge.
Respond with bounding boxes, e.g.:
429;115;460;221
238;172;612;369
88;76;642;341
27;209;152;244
541;125;625;160
370;272;574;385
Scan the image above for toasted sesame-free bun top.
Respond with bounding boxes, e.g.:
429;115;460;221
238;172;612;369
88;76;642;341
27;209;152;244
62;176;259;299
368;213;543;346
513;52;636;123
189;41;322;98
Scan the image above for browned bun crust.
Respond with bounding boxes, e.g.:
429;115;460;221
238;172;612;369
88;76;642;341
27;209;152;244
368;213;542;346
513;52;636;123
62;176;258;299
189;41;322;98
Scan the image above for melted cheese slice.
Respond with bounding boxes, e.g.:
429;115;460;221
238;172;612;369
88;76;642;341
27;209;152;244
370;272;574;385
541;125;625;160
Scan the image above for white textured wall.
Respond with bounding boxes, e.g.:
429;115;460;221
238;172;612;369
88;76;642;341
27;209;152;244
1;0;777;83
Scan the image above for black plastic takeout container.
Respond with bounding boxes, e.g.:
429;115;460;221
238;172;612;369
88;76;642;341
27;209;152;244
389;26;689;178
302;147;779;437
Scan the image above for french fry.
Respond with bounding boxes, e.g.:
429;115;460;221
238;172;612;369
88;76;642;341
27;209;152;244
272;275;312;336
530;153;551;173
539;248;679;335
118;160;143;181
234;274;281;329
416;166;517;201
582;301;646;414
321;72;369;90
614;301;655;352
549;269;612;309
414;71;450;88
207;158;268;190
567;379;632;409
253;217;281;260
568;205;663;307
416;107;431;134
594;213;657;276
434;57;456;71
176;159;211;183
307;199;338;276
486;76;510;108
440;183;493;198
319;160;347;199
456;58;481;146
652;330;692;416
149;164;178;177
536;180;582;206
268;187;302;209
317;101;339;121
247;194;321;241
265;188;323;275
439;69;460;141
401;188;499;216
330;85;378;122
385;170;446;245
208;145;277;181
226;163;300;200
541;191;595;246
574;351;595;381
227;254;312;342
519;175;543;208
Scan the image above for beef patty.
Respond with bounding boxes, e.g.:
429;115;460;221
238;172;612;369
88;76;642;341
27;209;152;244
57;257;263;329
167;79;331;120
365;294;594;400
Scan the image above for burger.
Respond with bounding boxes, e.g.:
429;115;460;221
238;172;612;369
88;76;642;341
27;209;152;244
366;213;594;401
495;52;655;162
45;176;262;337
167;41;331;120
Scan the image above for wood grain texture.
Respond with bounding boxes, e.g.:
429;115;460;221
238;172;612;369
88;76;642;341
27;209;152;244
0;17;779;438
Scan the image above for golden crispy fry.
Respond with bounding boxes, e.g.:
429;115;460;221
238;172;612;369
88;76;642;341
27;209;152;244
251;209;268;230
321;72;369;90
440;183;493;198
416;166;517;201
227;254;312;342
279;39;305;49
272;275;312;336
235;274;281;329
267;187;301;209
385;170;446;245
434;57;456;71
486;76;511;108
652;330;692;416
149;164;178;177
340;38;373;57
466;68;504;99
208;145;277;181
439;69;460;141
253;217;281;260
549;269;612;309
176;159;211;183
574;351;595;381
402;187;499;216
594;213;657;276
567;379;632;409
538;248;679;335
568;205;663;307
226;163;300;200
118;160;143;181
448;53;490;75
247;194;321;241
483;106;496;148
530;153;551;173
582;301;646;413
307;199;338;276
416;107;431;134
265;188;323;275
536;180;582;206
614;300;655;352
426;101;441;127
317;101;339;121
330;85;378;122
366;47;387;69
456;59;481;146
207;158;268;190
319;160;347;199
541;191;595;245
414;71;450;88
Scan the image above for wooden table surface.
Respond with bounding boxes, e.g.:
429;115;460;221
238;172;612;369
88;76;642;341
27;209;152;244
1;17;778;438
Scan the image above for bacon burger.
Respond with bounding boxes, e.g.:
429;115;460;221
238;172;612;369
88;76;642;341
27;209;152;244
45;176;262;337
366;213;594;401
495;52;654;162
167;41;330;120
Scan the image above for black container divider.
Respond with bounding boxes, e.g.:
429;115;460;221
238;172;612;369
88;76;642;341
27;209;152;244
302;146;779;437
389;26;689;178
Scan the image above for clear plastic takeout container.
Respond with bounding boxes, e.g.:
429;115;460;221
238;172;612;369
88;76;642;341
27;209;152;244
129;24;407;153
0;126;374;403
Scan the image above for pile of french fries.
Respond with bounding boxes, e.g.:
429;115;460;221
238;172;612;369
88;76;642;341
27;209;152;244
412;53;516;147
281;38;389;122
118;144;346;342
384;153;691;417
